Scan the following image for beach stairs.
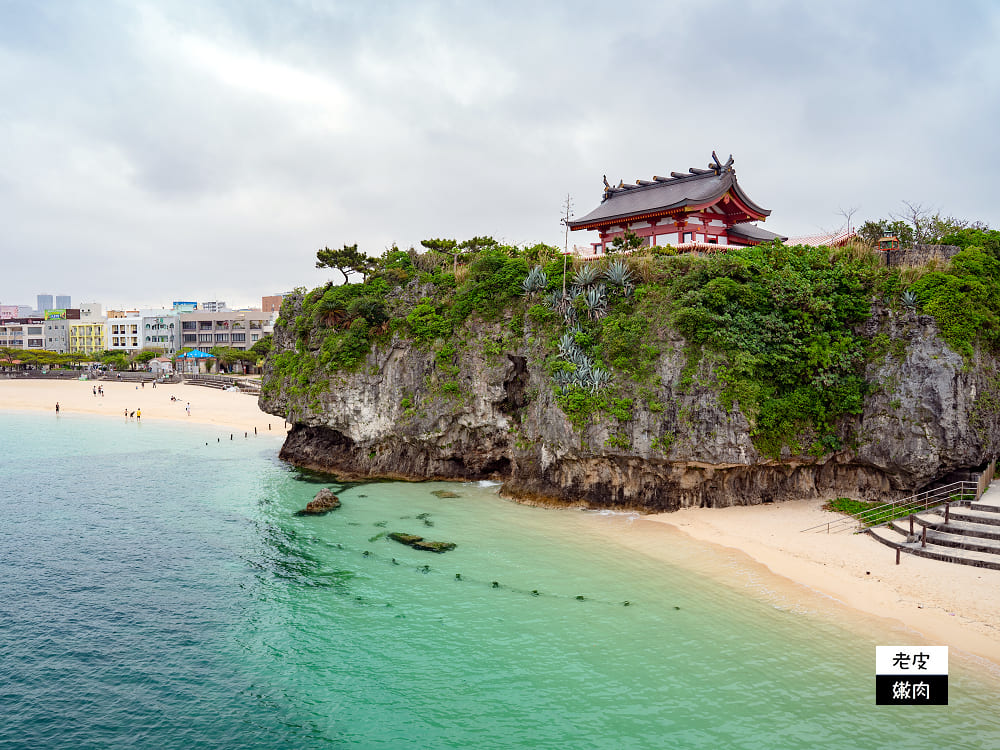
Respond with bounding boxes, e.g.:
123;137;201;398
183;374;262;395
867;483;1000;571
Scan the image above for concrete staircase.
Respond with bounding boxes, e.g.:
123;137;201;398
867;485;1000;570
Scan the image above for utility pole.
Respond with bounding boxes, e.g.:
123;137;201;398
560;193;573;297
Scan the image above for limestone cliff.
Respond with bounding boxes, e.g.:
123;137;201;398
260;295;1000;512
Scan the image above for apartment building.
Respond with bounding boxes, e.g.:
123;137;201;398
107;317;141;351
105;310;179;353
68;321;107;355
0;320;46;350
141;312;180;353
79;302;103;320
178;310;272;351
44;319;70;353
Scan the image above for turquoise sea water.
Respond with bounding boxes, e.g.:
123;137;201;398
2;410;999;749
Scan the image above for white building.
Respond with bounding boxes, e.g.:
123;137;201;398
107;310;180;354
0;320;46;350
140;311;180;354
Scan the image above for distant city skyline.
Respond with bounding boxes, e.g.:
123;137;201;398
2;1;999;304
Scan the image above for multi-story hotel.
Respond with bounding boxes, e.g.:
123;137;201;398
178;310;273;351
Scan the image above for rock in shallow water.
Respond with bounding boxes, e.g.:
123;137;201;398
388;532;457;553
299;488;341;515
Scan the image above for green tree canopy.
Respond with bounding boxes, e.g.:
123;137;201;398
249;334;273;357
316;243;374;284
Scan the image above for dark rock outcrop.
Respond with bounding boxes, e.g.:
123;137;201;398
263;300;1000;513
299;488;341;515
388;532;457;553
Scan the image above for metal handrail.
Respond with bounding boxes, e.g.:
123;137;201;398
802;480;981;534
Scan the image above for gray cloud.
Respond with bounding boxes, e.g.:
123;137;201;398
1;0;998;309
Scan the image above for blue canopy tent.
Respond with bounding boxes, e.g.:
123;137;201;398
176;348;216;374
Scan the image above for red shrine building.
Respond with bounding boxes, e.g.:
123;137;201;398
568;152;786;254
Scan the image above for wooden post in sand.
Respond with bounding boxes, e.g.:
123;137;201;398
921;526;927;548
945;503;950;524
909;515;914;535
896;548;901;565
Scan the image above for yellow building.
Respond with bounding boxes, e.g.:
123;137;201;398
68;321;107;355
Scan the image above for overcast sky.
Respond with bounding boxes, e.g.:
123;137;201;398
2;0;998;309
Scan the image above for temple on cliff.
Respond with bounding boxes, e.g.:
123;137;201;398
568;152;786;254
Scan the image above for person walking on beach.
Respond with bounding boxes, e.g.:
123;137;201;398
99;386;103;396
186;402;190;416
93;386;96;396
55;402;60;413
136;408;141;421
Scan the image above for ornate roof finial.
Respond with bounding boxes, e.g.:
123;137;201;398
603;174;611;193
710;151;735;175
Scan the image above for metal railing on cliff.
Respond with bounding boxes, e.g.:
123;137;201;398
801;480;982;534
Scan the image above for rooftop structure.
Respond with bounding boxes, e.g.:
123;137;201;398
569;152;785;254
785;229;857;247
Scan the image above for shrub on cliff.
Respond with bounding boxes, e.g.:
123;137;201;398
663;243;879;455
451;250;529;322
909;243;1000;358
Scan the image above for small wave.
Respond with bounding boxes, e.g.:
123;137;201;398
586;509;641;520
476;480;502;488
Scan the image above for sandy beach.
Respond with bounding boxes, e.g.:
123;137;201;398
634;497;1000;669
0;377;285;436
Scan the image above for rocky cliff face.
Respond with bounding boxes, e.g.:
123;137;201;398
261;299;1000;512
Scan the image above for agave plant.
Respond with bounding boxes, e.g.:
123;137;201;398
558;333;579;358
567;349;592;370
583;285;609;321
604;260;635;296
572;264;602;290
588;367;613;392
901;289;918;310
552;369;574;388
544;290;563;311
521;265;548;297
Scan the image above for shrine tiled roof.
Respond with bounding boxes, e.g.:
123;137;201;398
568;153;771;229
729;223;787;242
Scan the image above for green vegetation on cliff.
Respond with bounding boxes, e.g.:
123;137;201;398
267;228;1000;457
908;230;1000;358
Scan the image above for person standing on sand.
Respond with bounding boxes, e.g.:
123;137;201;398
186;402;190;416
137;408;141;420
55;402;59;413
93;386;96;396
